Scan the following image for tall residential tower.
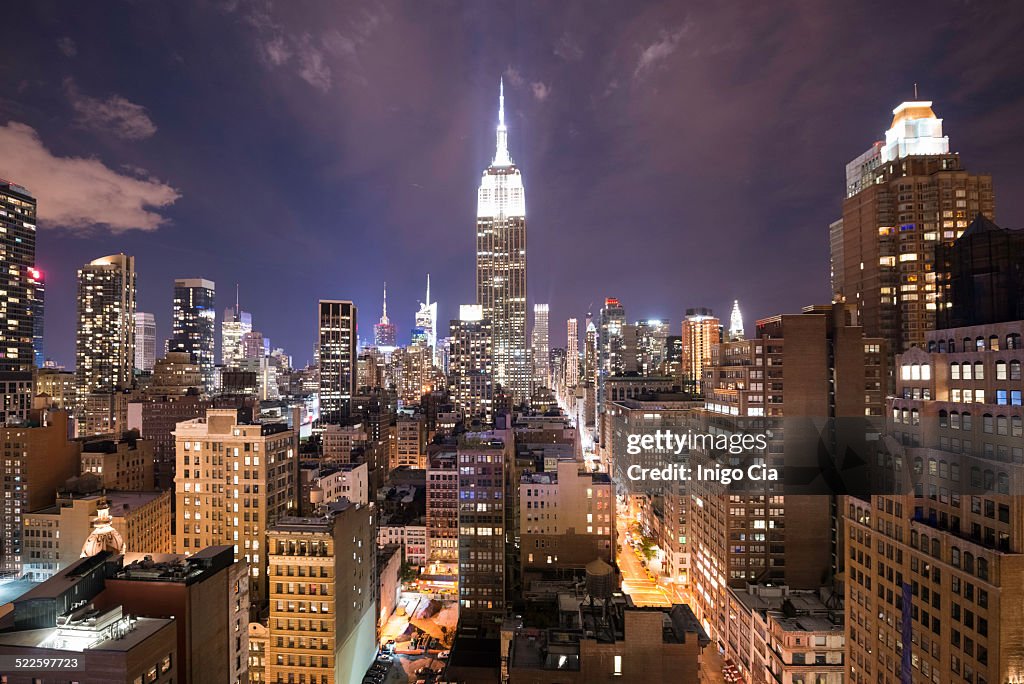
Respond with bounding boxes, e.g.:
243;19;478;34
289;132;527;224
0;181;37;423
836;99;995;355
75;254;137;400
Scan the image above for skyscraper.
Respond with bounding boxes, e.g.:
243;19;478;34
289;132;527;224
448;304;493;423
681;307;720;395
134;312;156;372
531;303;549;391
29;267;44;369
76;254;137;403
0;181;37;423
415;274;437;355
728;299;745;341
221;287;252;368
476;80;528;403
374;281;397;348
837;99;995;354
597;298;625;411
318;300;357;424
565;318;579;389
169;278;216;395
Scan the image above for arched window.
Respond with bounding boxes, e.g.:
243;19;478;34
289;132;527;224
997;415;1008;436
951;547;961;568
948;339;956;352
963;552;975;574
921;533;930;552
938;340;947;352
974;362;985;380
950;411;960;430
997;472;1010;494
963;363;973;380
964;338;973;351
984;469;995;490
913;457;924;475
962;412;972;430
939;460;949;479
983;414;994;434
911;408;920;425
977;557;989;581
951;463;961;482
976;337;986;351
1008;333;1021;350
931;537;940;558
1012;416;1023;438
996;361;1007;380
1010;360;1021;381
970;466;982;487
928;340;937;352
938;409;948;428
951;363;961;380
928;458;938;475
989;335;1000;351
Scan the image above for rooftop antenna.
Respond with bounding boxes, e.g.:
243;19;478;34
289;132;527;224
913;83;918;99
235;283;240;312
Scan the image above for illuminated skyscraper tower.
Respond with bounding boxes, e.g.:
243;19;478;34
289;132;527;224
728;299;745;341
0;181;37;423
76;254;137;400
415;274;437;353
836;99;994;354
374;282;397;348
531;304;549;391
565;318;579;389
169;278;216;395
476;79;528;404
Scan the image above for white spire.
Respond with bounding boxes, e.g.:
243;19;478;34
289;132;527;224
728;299;745;341
425;273;431;306
493;77;512;167
380;281;389;325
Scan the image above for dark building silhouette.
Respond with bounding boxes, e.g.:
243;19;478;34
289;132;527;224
937;214;1024;329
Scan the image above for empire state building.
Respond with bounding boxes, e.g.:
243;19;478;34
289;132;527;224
476;79;528;403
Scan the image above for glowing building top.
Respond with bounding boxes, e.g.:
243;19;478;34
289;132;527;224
881;101;948;163
374;282;396;349
478;79;525;219
846;99;950;198
728;299;745;341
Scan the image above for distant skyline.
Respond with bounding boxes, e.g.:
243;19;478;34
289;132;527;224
3;2;1024;367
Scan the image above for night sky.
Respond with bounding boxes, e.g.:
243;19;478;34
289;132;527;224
3;1;1024;368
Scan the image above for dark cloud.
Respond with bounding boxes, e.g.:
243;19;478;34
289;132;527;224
64;78;158;140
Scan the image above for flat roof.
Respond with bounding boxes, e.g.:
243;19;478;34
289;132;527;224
0;616;173;653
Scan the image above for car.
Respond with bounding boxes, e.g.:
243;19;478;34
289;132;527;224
362;676;384;684
414;665;438;678
382;639;396;653
370;662;389;674
375;653;394;664
438;651;450;661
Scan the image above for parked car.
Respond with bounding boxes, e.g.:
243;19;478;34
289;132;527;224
438;651;450;661
414;665;438;678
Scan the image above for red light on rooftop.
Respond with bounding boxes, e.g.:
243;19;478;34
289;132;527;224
605;297;619;306
28;267;42;280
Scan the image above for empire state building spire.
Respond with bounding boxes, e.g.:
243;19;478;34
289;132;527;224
494;78;512;167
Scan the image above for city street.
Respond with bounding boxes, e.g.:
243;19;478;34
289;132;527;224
615;515;672;608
